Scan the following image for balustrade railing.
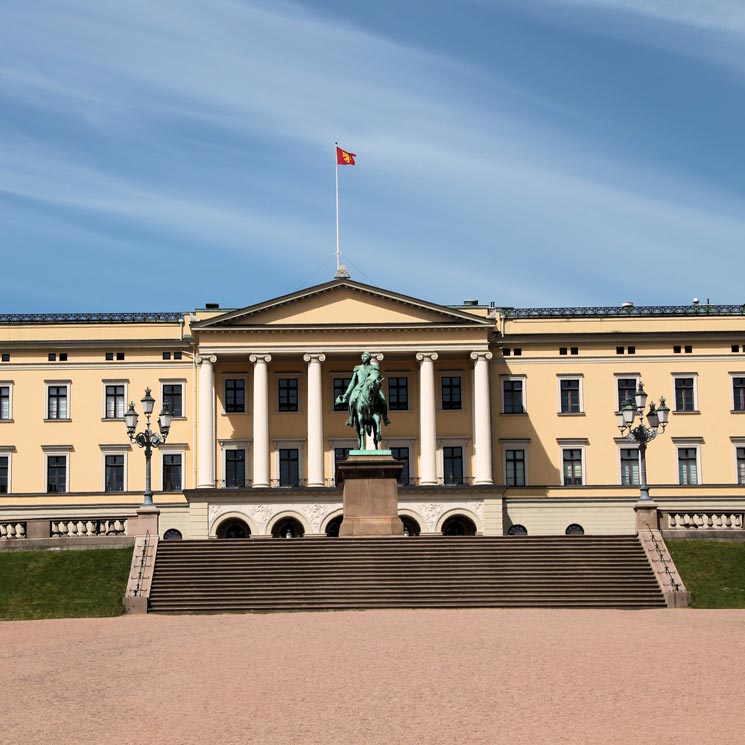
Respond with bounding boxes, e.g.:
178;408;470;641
216;479;252;489
664;512;744;531
0;522;26;539
269;479;308;488
50;519;128;538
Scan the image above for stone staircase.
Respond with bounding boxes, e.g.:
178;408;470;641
147;535;667;612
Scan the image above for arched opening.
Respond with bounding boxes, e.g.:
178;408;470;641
565;523;585;536
216;518;251;539
400;515;421;536
441;514;477;536
163;528;183;541
325;515;343;537
507;524;528;536
272;517;305;538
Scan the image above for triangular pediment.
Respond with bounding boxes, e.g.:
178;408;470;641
193;279;493;330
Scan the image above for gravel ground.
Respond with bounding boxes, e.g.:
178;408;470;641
2;609;743;745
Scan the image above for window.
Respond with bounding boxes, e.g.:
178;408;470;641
0;385;11;420
684;345;693;354
225;449;246;488
391;446;410;484
559;378;582;414
388;377;409;411
737;448;745;485
105;384;125;419
562;449;583;485
225;379;246;413
502;378;525;414
333;378;351;411
559;347;567;355
162;383;183;417
174;352;183;360
163;453;183;491
47;384;69;419
47;455;67;493
673;346;681;354
505;449;526;486
104;454;125;492
620;448;640;486
617;378;638;411
616;347;624;355
163;352;171;360
627;346;636;355
513;348;522;356
1;354;9;362
441;376;462;410
59;353;68;362
105;352;114;361
674;377;696;412
570;347;578;355
116;352;125;361
677;448;699;485
733;377;745;412
48;353;56;362
443;446;463;484
0;455;8;493
278;378;299;412
279;448;299;486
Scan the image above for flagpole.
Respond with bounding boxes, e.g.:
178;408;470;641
335;142;341;272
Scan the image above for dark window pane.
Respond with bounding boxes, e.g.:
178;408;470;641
733;378;745;412
105;385;125;419
0;386;9;420
391;447;410;484
617;378;637;411
560;379;581;413
388;377;409;411
620;448;640;485
503;379;524;414
505;449;525;486
47;386;68;419
333;378;351;411
562;449;583;485
225;379;246;413
47;456;67;493
104;454;124;492
278;379;299;412
443;446;463;484
163;384;183;417
163;454;182;491
674;378;695;412
441;376;462;410
279;448;299;486
738;448;745;485
678;448;698;485
0;455;8;493
225;449;246;487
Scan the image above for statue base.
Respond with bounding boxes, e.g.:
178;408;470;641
336;452;404;537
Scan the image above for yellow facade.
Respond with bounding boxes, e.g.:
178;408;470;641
1;281;744;540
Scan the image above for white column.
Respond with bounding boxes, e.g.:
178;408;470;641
416;352;438;486
471;351;494;486
250;354;271;488
303;353;326;487
196;354;217;488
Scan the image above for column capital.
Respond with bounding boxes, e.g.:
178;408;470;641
303;353;327;363
249;354;272;364
416;352;439;362
196;354;217;365
470;351;493;361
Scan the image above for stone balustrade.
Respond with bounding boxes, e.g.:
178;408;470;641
0;522;26;539
664;512;744;531
50;519;128;538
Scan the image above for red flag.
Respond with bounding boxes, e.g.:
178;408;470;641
336;146;356;165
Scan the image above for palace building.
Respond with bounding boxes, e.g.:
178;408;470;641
1;277;744;541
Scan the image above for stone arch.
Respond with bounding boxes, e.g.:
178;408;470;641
398;509;424;536
435;508;481;535
266;510;311;537
321;510;344;537
210;511;257;539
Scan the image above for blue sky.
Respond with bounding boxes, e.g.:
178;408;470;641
1;0;743;312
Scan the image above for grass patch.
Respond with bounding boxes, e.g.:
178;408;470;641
0;546;133;621
667;540;745;608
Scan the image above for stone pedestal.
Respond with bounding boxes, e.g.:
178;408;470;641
336;451;404;537
634;500;659;532
134;506;160;537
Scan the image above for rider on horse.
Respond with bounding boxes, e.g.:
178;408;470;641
335;353;390;443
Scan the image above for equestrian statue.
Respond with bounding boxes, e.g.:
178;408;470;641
335;352;390;450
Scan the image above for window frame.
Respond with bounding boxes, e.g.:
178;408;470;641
501;375;526;415
219;440;250;488
223;376;247;414
672;373;698;413
161;449;184;492
387;375;410;412
676;445;701;485
43;447;71;493
45;380;71;421
332;376;352;412
502;442;528;487
0;447;12;494
102;450;127;493
557;375;584;415
558;439;587;486
276;376;300;413
160;379;186;419
437;438;469;484
273;440;305;486
102;380;128;420
618;445;640;486
730;374;745;413
439;373;463;411
388;438;415;486
614;374;640;412
731;438;745;485
0;381;13;421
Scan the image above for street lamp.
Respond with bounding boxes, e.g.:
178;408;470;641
616;382;670;501
126;387;172;506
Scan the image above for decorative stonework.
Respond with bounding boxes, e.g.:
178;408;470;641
209;501;342;535
399;500;484;532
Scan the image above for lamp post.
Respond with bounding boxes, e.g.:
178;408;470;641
616;382;670;501
125;387;172;506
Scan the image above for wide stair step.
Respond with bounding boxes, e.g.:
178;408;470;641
148;536;666;612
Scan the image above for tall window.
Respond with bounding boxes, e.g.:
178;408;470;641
443;446;463;484
503;379;524;414
105;385;125;419
279;448;299;486
333;378;351;411
0;385;9;420
677;448;698;485
0;455;8;493
562;449;583;485
737;448;745;485
104;454;124;492
617;378;637;410
505;449;526;486
674;378;695;412
225;379;245;413
47;455;67;493
620;448;640;486
225;449;246;488
47;385;68;419
163;454;182;491
560;379;581;413
733;377;745;412
278;378;299;412
441;376;462;410
162;384;183;417
391;446;410;484
388;377;409;411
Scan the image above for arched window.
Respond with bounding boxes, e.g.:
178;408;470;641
325;515;343;537
400;515;421;536
565;523;585;536
162;528;182;541
216;518;251;539
507;524;528;536
272;517;305;538
441;514;477;536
